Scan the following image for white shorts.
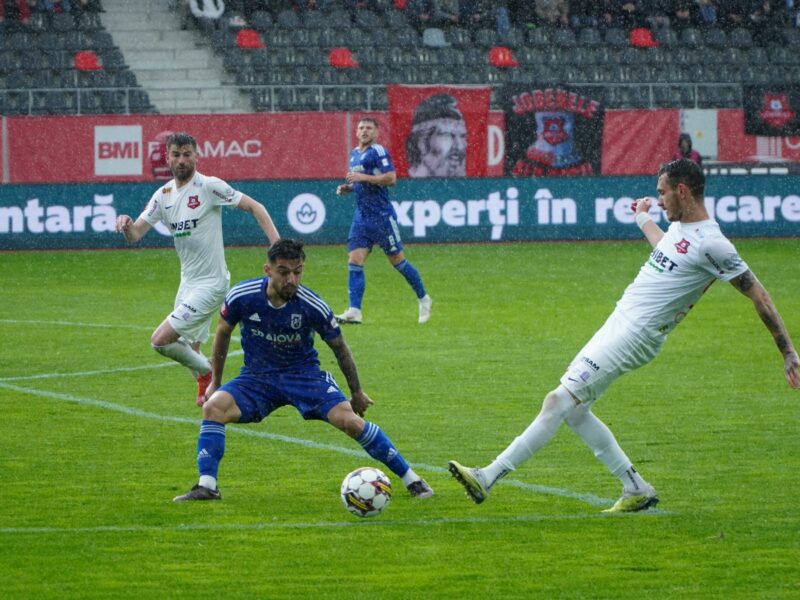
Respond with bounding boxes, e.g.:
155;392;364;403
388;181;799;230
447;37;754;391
560;311;665;405
167;279;228;344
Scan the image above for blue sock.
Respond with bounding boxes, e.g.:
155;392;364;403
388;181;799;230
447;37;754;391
197;420;226;479
393;259;426;299
356;422;410;479
348;263;365;309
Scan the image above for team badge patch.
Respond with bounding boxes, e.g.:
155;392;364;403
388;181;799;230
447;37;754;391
187;195;200;209
674;238;690;254
291;314;302;329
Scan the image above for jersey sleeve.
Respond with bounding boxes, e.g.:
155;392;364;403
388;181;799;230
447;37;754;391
138;188;164;226
371;145;395;174
700;235;749;281
301;288;341;341
219;290;242;326
205;176;243;208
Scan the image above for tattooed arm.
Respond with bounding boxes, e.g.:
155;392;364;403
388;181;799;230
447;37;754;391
731;270;800;388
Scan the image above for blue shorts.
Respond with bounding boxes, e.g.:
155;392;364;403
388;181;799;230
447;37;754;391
220;370;348;424
348;215;403;256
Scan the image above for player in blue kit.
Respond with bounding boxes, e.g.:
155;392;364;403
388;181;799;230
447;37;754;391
173;238;434;502
335;117;432;325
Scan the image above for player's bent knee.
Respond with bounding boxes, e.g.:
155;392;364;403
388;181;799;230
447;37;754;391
201;391;238;423
541;386;578;417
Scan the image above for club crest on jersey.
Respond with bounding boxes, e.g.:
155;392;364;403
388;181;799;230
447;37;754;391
162;186;171;194
291;314;302;329
187;195;200;209
674;238;690;254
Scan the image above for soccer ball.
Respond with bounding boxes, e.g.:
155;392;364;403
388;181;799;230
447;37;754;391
340;467;392;518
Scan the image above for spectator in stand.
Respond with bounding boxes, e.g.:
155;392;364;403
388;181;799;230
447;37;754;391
433;0;461;27
408;0;435;30
749;0;789;45
1;0;32;29
641;0;670;28
534;0;570;27
718;0;749;29
570;0;599;28
509;0;537;28
667;0;699;29
596;0;645;29
672;133;702;166
459;0;493;30
42;0;72;13
695;0;718;27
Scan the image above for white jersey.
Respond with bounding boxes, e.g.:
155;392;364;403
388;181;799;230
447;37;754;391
615;219;748;339
139;171;242;286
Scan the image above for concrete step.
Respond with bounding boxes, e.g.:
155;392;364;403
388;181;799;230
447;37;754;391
110;30;198;49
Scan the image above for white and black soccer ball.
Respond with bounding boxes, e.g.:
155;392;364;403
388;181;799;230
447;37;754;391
340;467;392;518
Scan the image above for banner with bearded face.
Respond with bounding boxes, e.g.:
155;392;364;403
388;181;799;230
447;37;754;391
388;85;491;178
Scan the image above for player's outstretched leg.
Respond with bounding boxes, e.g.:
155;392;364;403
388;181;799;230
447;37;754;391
448;460;490;504
356;422;433;498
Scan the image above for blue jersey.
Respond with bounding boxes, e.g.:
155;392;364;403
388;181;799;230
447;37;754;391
220;277;342;374
349;143;397;222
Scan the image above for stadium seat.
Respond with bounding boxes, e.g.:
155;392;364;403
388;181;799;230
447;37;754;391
474;28;499;48
52;12;75;32
355;10;383;29
577;27;602;47
730;28;753;49
652;27;678;46
236;29;265;49
78;90;104;114
422;28;450;48
704;28;728;49
303;10;326;28
603;28;628;48
446;27;472;47
488;46;518;68
250;11;273;31
329;47;359;68
678;28;702;48
501;27;525;48
275;10;301;29
552;28;577;47
74;50;102;71
526;28;552;46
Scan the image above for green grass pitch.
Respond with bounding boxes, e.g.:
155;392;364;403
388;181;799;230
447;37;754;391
1;239;798;599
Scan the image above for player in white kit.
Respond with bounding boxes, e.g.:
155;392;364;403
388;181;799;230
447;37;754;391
449;159;799;512
115;133;280;406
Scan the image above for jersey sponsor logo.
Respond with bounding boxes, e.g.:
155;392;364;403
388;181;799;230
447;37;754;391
251;329;302;344
162;187;172;194
212;189;232;201
146;198;158;216
94;125;143;176
171;218;199;232
248;313;261;322
674;238;690;254
187;195;200;209
648;247;678;272
704;252;724;274
291;314;302;329
581;356;600;371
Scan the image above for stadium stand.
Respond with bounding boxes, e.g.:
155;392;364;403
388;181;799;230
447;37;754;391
3;2;800;115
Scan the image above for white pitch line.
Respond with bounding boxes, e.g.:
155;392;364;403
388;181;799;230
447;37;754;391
0;381;674;512
0;511;669;536
0;318;153;331
0;351;244;382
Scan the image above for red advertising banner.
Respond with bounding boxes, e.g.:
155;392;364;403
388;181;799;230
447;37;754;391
717;108;800;163
387;85;491;178
6;113;350;184
600;109;680;175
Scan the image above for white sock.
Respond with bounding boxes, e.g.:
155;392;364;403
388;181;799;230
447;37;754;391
564;404;649;493
198;475;217;490
401;468;420;486
152;340;211;373
482;387;576;487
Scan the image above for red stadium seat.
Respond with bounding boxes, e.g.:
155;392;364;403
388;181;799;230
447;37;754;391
630;27;659;48
236;28;265;49
74;50;102;71
329;47;358;68
489;46;518;68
